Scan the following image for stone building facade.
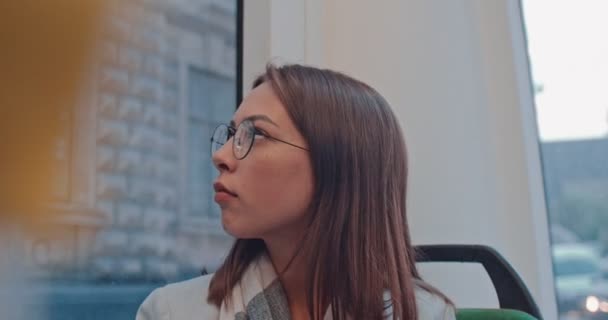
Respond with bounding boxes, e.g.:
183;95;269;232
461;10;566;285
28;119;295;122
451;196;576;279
24;0;236;283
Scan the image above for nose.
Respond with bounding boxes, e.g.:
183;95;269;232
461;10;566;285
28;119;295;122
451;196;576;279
212;138;236;173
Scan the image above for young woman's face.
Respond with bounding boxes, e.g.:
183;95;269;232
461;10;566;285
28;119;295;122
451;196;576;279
212;83;314;240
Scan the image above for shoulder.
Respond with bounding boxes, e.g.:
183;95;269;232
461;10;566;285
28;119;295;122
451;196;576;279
414;285;456;320
136;274;219;320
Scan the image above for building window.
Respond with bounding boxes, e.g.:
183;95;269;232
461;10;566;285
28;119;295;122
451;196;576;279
51;110;73;201
187;67;234;219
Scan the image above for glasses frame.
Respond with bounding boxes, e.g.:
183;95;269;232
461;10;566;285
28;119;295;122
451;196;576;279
210;119;308;160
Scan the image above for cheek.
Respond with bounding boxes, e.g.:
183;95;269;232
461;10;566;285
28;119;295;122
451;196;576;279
239;154;313;227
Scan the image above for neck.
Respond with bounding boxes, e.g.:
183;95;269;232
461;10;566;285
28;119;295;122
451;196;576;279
264;231;310;319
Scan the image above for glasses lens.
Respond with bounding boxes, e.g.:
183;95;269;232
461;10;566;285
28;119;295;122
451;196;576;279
233;120;254;159
211;125;228;154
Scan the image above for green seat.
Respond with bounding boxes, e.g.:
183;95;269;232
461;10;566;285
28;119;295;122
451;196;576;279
457;308;538;320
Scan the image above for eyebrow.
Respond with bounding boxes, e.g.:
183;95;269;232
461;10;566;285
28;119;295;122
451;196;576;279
230;114;279;128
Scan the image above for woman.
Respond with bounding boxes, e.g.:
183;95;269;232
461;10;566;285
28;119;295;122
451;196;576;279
137;64;455;320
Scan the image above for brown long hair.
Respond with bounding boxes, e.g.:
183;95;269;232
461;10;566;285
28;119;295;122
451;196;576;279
208;64;443;319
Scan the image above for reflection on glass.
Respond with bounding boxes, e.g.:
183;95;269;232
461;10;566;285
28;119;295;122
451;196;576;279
522;1;608;319
13;1;238;319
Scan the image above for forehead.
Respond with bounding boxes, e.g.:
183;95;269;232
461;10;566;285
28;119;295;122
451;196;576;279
233;83;288;124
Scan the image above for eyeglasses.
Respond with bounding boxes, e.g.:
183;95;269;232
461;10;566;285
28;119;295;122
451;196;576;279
210;119;308;160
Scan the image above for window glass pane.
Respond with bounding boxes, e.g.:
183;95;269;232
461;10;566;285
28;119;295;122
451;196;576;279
187;67;234;218
522;1;608;318
188;123;214;217
5;1;239;319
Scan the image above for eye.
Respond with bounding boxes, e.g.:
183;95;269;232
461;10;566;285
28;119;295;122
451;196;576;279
227;126;237;139
253;127;269;139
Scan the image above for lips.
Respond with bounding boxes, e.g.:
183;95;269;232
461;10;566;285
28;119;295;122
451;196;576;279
213;182;237;197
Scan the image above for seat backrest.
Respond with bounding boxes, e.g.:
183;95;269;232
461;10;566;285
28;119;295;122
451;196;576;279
415;245;543;320
457;308;538;320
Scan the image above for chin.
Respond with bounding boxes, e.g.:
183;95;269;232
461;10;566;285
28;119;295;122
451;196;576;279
221;212;251;238
221;215;269;239
220;211;236;235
